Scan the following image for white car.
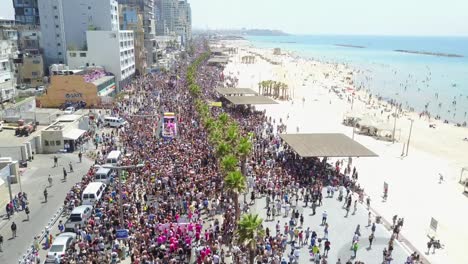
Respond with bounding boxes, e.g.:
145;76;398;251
63;107;75;115
45;232;76;263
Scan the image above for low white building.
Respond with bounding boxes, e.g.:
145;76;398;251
67;30;135;90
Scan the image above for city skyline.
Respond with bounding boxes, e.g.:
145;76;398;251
2;0;468;36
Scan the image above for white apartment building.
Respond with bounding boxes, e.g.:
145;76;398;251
67;30;135;90
39;0;119;66
0;42;16;103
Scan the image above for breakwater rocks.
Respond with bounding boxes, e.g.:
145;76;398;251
335;44;366;49
394;49;464;58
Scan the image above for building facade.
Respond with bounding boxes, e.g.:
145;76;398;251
38;0;67;65
0;26;18;103
13;0;40;25
38;67;116;108
67;30;135;89
17;53;44;88
119;5;146;75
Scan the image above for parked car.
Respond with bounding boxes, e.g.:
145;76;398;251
45;232;76;263
64;106;75;114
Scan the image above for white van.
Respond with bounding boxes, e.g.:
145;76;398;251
64;205;93;232
82;182;106;206
106;150;122;164
95;167;113;184
104;116;127;128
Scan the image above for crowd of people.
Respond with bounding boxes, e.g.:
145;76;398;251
15;42;425;264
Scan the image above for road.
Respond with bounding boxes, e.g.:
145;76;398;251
0;153;92;263
250;189;411;263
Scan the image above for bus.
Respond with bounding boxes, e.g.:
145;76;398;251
162;112;177;138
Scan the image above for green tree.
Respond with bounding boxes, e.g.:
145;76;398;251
221;154;238;173
224;170;246;221
237;214;265;264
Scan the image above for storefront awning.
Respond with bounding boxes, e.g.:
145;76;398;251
63;129;87;140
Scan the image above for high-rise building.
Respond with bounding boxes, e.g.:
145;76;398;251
119;4;146;74
13;0;40;25
118;0;158;72
155;0;191;47
38;0;119;65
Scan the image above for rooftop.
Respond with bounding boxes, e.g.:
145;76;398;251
215;87;258;95
279;133;378;157
224;95;278;105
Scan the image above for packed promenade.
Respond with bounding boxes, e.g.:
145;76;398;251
12;41;421;264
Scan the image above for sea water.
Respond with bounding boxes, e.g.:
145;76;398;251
246;35;468;124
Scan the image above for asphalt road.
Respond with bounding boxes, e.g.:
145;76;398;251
0;153;92;264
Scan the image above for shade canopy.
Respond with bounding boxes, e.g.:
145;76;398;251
207;56;229;64
215;87;258;95
224;95;278;105
63;129;87;140
280;133;378;157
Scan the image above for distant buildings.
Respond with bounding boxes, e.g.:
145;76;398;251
155;0;192;47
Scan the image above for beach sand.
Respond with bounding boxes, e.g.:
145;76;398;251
221;40;468;264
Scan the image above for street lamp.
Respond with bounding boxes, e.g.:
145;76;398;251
94;163;144;227
405;118;414;156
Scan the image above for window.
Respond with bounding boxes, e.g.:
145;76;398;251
79;53;86;57
56;141;61;146
55;25;59;28
57;43;61;46
58;52;62;55
53;6;57;10
54;15;58;19
56;34;60;38
32;71;38;76
44;140;49;146
70;52;76;57
88;6;91;10
50;141;55;146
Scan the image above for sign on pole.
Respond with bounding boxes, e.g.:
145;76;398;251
116;229;129;240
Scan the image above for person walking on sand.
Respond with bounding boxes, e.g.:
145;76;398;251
11;221;17;238
78;151;82;163
368;233;374;249
352;241;359;258
322;211;328;225
48;174;53;187
63;167;67;181
69;162;74;173
53;155;58;167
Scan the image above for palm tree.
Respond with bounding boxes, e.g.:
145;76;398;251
224;170;246;221
216;141;232;157
218;113;229;127
237;135;252;176
225;123;239;143
221;154;238;174
237;214;265;264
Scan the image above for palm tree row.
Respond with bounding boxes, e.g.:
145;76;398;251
187;51;265;264
257;80;289;100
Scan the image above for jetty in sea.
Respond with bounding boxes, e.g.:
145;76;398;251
335;44;366;49
394;49;464;58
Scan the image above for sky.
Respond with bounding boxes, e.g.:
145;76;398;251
1;0;467;36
